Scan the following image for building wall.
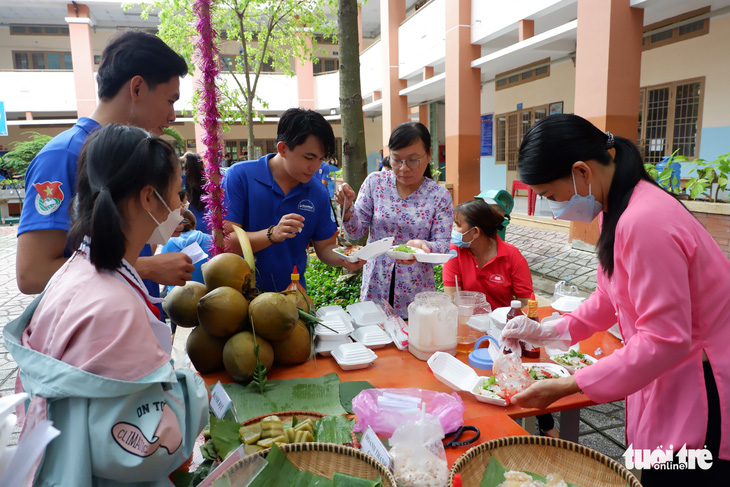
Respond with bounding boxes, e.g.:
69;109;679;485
492;59;576;115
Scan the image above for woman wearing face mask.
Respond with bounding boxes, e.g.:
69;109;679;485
501;114;730;484
335;122;453;319
5;124;209;486
443;199;532;309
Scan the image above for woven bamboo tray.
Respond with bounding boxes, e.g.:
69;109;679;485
217;442;397;486
449;436;641;487
241;410;360;448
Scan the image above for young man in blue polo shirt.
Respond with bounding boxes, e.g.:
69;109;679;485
16;30;195;296
222;108;353;292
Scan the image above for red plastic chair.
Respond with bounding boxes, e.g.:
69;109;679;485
511;180;536;216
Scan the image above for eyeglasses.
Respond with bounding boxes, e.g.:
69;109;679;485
390;154;427;169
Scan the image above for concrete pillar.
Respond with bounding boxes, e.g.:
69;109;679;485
444;0;481;204
295;35;315;109
519;19;534;41
381;0;407;154
423;66;434;81
65;3;96;117
419;105;429;125
571;0;643;246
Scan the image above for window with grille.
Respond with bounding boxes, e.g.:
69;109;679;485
13;51;72;70
495;105;549;166
10;24;69;36
313;58;339;74
495;59;550;91
638;78;703;164
643;7;709;51
265;140;277;154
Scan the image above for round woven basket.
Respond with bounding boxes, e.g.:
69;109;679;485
449;435;641;487
217;442;397;486
241;410;360;448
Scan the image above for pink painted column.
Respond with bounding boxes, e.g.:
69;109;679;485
381;0;407;153
295;36;315;109
570;0;643;246
518;19;534;40
444;0;481;205
66;3;96;117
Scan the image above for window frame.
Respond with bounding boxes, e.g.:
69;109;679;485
12;51;73;70
642;7;710;51
10;24;69;36
495;104;549;166
495;58;550;91
638;77;705;163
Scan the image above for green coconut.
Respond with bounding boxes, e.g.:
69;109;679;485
197;286;249;337
201;252;253;293
162;281;208;328
248;292;298;341
185;325;227;374
222;331;274;383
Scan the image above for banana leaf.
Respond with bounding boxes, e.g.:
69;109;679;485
315;415;356;444
333;473;383;486
479;457;583;487
339;381;374;413
247;444;313;487
222;373;348;421
209;415;246;460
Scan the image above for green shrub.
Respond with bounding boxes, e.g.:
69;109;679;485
304;258;445;309
304;257;362;308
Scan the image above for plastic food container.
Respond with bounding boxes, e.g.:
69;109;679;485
333;237;394;263
551;296;585;313
316;305;354;325
314;316;354;341
414;250;456;264
548;350;598;374
314;335;352;356
386;246;424;260
346;301;386;328
351;325;392;349
489;307;510;337
427;351;507;406
331;343;378;370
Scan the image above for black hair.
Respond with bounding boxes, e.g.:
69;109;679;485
388;122;433;179
182;209;196;232
182;152;206;213
277;108;336;160
71;124;178;271
454;199;505;239
518;114;663;278
96;30;188;100
381;156;391;169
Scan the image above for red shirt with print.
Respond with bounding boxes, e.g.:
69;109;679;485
442;235;533;310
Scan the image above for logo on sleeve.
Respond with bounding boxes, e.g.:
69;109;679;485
33;181;64;215
297;199;315;212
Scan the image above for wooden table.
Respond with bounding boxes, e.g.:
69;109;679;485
201;307;624;463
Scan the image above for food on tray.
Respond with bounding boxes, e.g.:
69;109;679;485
393;244;417;253
552;349;594;370
498;470;569;487
341;245;363;256
477;376;505;400
238;416;317;452
528;365;558;380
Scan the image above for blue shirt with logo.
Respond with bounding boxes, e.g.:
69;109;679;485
223;153;337;292
317;161;339;198
17;117;161;302
19;117;101;238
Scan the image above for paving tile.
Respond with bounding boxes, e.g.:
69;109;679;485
580;432;629;459
579;407;625;430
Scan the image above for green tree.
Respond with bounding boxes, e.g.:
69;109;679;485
128;0;337;157
0;132;52;177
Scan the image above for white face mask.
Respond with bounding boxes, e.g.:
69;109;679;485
547;171;604;223
146;189;183;245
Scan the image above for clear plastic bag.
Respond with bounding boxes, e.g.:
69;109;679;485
552;280;581;301
492;351;534;405
389;407;449;487
351;388;465;437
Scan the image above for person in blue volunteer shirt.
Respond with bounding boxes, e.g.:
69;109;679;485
316;159;339;199
222;108;354;292
16;30;195;298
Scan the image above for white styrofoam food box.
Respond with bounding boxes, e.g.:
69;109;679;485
331;342;378;370
314;316;354;341
346;301;386;327
316;305;354;325
350;325;391;349
314;335;352;356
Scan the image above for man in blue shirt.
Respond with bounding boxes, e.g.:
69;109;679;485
17;30;195;296
222;108;352;292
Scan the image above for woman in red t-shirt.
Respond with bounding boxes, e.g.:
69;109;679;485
442;199;532;309
442;200;558;437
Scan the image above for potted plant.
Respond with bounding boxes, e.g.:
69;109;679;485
644;150;730;202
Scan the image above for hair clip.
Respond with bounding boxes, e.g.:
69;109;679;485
605;131;615;149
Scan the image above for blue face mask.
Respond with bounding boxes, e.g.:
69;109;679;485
548;172;603;223
451;227;475;248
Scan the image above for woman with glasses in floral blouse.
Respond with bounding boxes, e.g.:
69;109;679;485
335;122;454;319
